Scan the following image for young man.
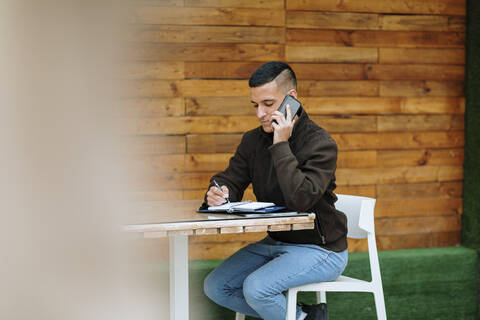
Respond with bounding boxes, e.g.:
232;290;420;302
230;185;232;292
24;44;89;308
202;62;348;320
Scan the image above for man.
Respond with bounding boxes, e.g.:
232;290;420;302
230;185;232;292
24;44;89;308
202;61;348;320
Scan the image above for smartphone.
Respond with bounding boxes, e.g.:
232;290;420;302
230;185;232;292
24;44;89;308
276;94;302;122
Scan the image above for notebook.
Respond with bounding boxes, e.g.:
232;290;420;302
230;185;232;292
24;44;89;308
198;201;286;214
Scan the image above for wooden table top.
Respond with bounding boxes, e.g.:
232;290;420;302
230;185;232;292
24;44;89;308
123;200;315;238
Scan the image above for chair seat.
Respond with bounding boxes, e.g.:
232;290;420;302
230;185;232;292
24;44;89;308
289;275;375;293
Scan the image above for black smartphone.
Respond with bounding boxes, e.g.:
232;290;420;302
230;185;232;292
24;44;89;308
276;94;302;122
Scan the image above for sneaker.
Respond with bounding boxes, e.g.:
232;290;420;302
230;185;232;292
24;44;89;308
299;302;328;320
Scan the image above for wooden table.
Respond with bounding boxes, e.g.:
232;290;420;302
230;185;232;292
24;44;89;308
124;200;315;320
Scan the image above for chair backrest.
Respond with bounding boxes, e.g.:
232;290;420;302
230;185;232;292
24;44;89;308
335;194;376;239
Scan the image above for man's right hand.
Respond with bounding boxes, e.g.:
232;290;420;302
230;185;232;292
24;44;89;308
206;185;229;206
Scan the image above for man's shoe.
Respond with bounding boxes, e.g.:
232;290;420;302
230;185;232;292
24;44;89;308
299;302;328;320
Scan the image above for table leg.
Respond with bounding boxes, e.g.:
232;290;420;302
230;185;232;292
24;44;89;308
169;235;189;320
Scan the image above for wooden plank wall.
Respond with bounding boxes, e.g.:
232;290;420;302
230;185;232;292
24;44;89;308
124;0;466;260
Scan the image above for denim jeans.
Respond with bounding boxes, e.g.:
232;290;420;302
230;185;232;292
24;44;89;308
204;236;348;320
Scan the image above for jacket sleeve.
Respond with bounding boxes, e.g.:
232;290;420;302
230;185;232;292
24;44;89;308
202;134;252;204
268;137;337;212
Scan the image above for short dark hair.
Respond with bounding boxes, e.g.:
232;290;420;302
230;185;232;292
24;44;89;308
248;61;297;92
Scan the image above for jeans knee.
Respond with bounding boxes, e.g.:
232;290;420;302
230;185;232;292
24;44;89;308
243;274;267;305
204;271;222;302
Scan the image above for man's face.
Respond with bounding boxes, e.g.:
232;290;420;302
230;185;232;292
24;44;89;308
250;80;285;133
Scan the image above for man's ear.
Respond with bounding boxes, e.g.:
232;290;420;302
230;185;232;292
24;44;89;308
288;89;298;99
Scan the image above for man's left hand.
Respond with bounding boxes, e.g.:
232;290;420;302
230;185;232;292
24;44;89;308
271;104;296;144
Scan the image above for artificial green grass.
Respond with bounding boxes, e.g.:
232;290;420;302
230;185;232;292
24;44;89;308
463;0;480;250
187;247;478;320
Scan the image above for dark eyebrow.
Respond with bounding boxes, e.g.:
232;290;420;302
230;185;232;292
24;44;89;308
251;99;275;104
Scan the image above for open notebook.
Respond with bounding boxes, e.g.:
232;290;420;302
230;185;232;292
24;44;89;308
198;201;286;214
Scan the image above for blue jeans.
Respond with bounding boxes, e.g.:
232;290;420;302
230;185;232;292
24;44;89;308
204;236;348;320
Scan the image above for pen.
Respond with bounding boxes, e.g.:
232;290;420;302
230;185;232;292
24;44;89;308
213;179;230;204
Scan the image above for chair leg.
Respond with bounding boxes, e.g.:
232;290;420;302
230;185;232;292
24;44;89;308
285;289;298;320
373;290;387;320
316;291;326;304
235;312;245;320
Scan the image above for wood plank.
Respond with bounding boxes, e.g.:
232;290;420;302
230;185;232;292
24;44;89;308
375;215;462;236
286;0;466;16
375;232;460;251
131;43;284;61
286;45;378;63
303;97;465;115
286;29;465;48
269;224;292;232
287;11;379;30
292;223;315;231
186;131;465;153
189;241;252;260
129;25;285;44
379;48;465;64
195;228;220;235
244;225;269;233
182;80;250;96
333;131;464;150
122;61;184;80
187;134;242;153
129;154;185;174
128;80;249;97
309;115;377;133
379;14;465;32
124;135;186;155
336;165;463;186
377;115;464;132
338;151;377;168
123;116;258;135
292;63;366;80
121;98;185;117
377;148;464;167
185;0;284;9
220;226;244;234
375;198;462;217
124;80;181;97
299;80;379;97
186;97;255;116
131;7;285;26
190;232;265;244
364;64;464;80
376;182;463;199
335;185;376;198
185;62;262;79
185;153;233;172
380;81;464;97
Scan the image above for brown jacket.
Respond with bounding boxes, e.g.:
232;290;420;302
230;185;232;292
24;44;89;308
203;109;348;252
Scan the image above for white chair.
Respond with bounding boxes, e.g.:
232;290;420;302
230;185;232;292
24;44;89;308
235;194;386;320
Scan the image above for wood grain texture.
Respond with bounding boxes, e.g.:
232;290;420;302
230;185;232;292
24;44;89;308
303;97;465;115
286;29;465;48
131;43;284;61
287;11;379;30
379;48;465;64
125;135;186;155
121;98;185;117
129;25;285;44
286;45;378;63
379;80;464;97
131;7;285;26
185;0;284;9
124;0;466;253
286;0;466;16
